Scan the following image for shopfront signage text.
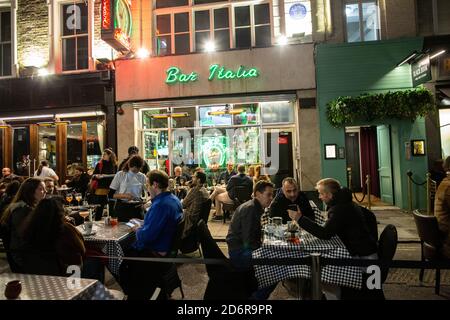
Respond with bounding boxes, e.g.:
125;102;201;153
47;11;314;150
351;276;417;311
412;55;431;87
165;64;260;84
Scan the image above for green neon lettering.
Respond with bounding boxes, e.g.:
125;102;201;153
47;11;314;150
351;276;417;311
179;74;188;82
236;66;245;78
209;64;219;81
247;68;259;77
218;67;226;79
166;67;180;84
225;70;235;79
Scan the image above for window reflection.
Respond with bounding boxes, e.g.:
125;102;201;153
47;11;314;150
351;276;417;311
67;122;83;175
38;125;57;170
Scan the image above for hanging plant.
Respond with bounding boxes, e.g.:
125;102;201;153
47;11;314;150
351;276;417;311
326;88;436;128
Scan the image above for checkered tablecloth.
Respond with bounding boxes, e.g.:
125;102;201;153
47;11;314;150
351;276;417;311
78;222;135;278
253;202;363;290
0;273;116;300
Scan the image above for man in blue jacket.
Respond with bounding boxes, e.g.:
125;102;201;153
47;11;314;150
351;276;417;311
122;170;183;299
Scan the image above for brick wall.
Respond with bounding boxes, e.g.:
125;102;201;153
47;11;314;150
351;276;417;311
17;0;49;68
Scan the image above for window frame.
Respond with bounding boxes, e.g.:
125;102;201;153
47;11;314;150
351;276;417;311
344;0;380;43
153;0;273;56
417;0;450;35
0;7;13;78
156;9;192;55
52;0;94;74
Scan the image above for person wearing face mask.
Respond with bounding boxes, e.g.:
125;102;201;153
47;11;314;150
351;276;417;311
109;155;148;222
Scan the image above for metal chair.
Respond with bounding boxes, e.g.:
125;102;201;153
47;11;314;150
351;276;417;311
412;209;445;294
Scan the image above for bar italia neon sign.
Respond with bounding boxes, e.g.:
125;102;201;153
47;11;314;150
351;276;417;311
165;64;260;84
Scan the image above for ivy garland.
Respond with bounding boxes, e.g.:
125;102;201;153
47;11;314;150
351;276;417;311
326;88;436;128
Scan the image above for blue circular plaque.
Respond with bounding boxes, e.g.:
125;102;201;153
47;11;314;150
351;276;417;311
289;3;307;20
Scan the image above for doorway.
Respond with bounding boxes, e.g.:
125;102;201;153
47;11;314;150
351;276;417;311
345;126;394;207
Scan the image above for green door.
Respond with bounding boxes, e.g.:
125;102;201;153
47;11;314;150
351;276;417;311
377;125;394;204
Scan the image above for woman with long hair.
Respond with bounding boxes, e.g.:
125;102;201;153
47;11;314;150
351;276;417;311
20;197;85;275
34;160;59;182
89;148;118;220
0;178;46;272
254;165;271;184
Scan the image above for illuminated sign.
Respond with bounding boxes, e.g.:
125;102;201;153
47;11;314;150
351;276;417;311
165;65;260;84
101;0;132;52
101;0;111;29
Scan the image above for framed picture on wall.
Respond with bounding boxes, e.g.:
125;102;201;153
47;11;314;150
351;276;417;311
411;140;426;156
324;144;337;159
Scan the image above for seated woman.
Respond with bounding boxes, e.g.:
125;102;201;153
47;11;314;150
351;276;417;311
109;155;148;222
34;160;59;183
253;165;271;184
19;197;86;276
0;178;47;272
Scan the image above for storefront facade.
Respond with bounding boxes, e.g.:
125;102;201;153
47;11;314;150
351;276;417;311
116;44;318;188
0;71;116;182
317;37;430;210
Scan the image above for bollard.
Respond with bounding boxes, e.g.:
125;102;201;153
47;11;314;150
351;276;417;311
366;174;371;210
347;167;352;190
407;171;413;213
310;253;322;300
426;173;431;215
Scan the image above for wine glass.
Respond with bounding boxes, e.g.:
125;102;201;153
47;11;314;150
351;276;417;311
75;193;82;206
66;193;73;206
79;210;89;222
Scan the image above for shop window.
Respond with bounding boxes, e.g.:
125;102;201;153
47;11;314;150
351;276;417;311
156;0;188;9
199;105;233;127
67;122;83;175
156;12;191;55
344;0;380;43
38;125;57;170
234;3;271;48
0;10;12;76
142;109;169;129
171;107;196;128
261;101;294;124
87;121;104;174
232;104;260;126
417;0;450;35
284;1;312;42
61;1;89;71
13;127;30;176
0;129;3;169
143;131;169;172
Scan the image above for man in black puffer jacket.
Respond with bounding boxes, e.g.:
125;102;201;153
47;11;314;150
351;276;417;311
288;178;377;257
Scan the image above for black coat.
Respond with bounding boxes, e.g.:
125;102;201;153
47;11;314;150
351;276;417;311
297;188;378;257
226;174;253;200
269;190;314;224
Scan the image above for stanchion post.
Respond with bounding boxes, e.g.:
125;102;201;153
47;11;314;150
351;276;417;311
366;174;371;210
310;253;322;300
347;167;352;190
426;173;431;215
407;171;413;213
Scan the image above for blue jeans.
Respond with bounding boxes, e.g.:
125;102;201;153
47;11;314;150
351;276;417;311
228;248;277;300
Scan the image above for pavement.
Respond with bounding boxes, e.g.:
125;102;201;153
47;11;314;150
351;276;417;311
1;206;449;300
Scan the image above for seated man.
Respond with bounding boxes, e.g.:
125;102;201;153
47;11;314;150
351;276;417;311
226;180;275;299
121;170;183;300
434;172;450;259
218;163;237;185
0;168;18;184
181;171;209;239
269;177;315;224
44;178;58;196
214;164;253;218
172;166;191;185
288;178;378;300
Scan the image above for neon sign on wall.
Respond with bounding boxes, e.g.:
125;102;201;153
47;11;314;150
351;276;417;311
165;64;260;84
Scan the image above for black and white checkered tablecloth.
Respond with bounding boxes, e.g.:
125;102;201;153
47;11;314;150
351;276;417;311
78;222;135;278
0;273;116;300
253;202;362;290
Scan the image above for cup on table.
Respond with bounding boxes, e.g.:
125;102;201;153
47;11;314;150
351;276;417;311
264;223;275;241
110;217;118;226
272;217;282;226
82;221;94;234
4;280;22;299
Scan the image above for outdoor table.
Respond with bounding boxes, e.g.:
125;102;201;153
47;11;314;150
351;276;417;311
253;202;363;290
77;221;135;279
0;273;116;300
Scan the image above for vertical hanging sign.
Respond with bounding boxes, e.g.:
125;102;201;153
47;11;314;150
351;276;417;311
101;0;132;52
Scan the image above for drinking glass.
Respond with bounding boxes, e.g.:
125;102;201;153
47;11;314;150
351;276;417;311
75;193;82;205
66;193;73;206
